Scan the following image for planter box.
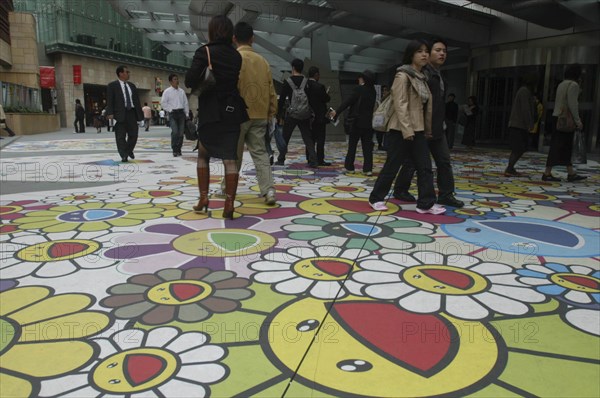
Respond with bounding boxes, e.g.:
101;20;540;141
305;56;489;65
4;113;60;135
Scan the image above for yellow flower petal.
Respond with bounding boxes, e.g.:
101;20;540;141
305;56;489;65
1;341;94;377
44;223;80;233
18;312;110;343
0;372;33;398
78;221;108;232
9;294;92;327
109;218;143;227
0;287;51;316
49;206;79;212
16;220;63;229
80;203;103;209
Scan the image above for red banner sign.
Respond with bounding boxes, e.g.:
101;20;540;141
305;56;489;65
73;65;82;85
39;66;55;88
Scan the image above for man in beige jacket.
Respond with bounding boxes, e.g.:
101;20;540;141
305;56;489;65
222;22;278;204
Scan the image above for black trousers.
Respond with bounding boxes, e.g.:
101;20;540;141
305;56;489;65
306;121;327;163
278;116;317;166
394;135;455;201
74;116;85;133
114;109;139;159
370;131;435;210
345;127;374;172
507;127;529;170
445;120;456;149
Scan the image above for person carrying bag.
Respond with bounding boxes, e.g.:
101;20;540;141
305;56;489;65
542;64;586;182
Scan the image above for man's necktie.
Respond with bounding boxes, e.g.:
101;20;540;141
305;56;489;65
124;83;132;110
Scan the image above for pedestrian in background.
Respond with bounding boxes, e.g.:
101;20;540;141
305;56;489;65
74;99;85;133
161;73;189;157
542;64;586;182
142;102;152;131
505;73;537;177
106;65;144;162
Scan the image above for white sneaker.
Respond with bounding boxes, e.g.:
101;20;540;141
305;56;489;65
416;205;446;215
265;189;276;205
365;171;373;176
369;201;388;211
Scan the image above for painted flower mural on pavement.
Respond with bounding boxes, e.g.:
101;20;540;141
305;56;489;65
39;327;227;397
250;246;367;299
12;202;165;233
352;251;546;320
1;231;122;279
103;220;277;274
290;182;369;199
558;200;600;217
103;185;198;205
1;200;52;221
101;267;253;325
283;213;435;251
0;286;110;397
517;262;600;309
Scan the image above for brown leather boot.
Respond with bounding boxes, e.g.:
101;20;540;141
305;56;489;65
222;173;239;219
193;167;210;213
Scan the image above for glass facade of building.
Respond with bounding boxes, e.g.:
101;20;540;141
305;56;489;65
14;0;190;68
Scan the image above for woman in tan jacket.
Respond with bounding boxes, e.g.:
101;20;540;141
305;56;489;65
368;39;445;215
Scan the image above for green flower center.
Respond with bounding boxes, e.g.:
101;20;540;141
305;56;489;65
0;317;18;356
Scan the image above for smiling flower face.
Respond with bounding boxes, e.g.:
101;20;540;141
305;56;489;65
101;267;253;325
0;286;110;397
283;214;435;251
1;231;121;279
249;246;368;299
517;262;600;308
12;202;165;233
39;327;227;397
352;251;545;320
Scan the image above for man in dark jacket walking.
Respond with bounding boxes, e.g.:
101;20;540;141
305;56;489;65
393;39;464;208
306;66;331;166
331;70;377;175
105;65;144;162
74;99;85;133
276;58;318;168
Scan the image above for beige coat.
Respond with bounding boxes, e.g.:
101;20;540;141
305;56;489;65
237;45;277;120
387;71;432;138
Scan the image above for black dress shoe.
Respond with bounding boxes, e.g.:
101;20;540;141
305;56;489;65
178;151;182;156
129;152;135;159
173;152;180;157
393;191;416;202
542;174;561;182
567;174;587;182
438;196;465;208
319;161;332;166
121;158;128;162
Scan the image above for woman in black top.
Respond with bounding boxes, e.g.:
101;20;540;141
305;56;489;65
185;15;249;219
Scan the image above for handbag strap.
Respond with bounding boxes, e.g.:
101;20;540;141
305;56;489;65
205;46;212;70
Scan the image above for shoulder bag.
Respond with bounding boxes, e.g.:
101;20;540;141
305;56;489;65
372;94;394;132
556;81;576;133
191;46;216;97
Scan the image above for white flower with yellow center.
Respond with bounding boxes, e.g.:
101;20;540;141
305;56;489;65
39;327;227;397
250;246;368;299
353;251;545;320
0;231;122;279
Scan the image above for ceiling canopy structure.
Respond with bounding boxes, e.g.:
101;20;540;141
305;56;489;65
107;0;598;80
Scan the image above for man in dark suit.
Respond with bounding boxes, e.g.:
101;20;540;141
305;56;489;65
331;70;377;175
105;65;143;162
306;66;331;166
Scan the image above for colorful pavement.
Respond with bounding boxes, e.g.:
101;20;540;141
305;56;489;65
1;130;599;397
